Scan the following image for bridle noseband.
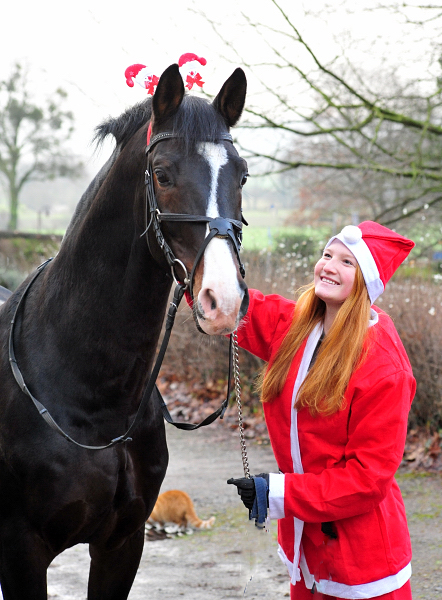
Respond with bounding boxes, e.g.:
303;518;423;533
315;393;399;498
143;130;246;299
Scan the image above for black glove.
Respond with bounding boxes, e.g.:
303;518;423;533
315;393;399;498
227;473;270;510
227;476;256;509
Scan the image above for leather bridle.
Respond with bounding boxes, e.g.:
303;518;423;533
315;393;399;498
143;130;246;300
7;130;248;450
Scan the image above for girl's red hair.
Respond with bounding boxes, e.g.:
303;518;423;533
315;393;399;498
259;266;371;415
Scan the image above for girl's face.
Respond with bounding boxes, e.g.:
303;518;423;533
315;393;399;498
314;240;357;309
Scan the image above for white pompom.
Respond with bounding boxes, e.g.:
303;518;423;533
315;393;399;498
341;225;362;244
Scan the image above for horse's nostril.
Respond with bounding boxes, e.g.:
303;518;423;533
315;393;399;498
206;289;217;312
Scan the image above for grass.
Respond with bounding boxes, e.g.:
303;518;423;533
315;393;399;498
396;472;435;480
412;511;441;520
242;227;297;251
241;209;330;252
242;209;293;228
242;215;330;253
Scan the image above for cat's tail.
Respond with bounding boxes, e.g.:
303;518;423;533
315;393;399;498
187;512;216;529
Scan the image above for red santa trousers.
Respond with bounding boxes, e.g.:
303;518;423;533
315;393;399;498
290;573;412;600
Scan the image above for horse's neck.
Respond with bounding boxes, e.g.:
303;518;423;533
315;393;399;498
62;148;121;243
53;241;171;344
44;157;173;367
30;247;172;412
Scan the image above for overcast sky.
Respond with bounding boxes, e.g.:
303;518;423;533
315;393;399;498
1;0;271;168
1;0;438;173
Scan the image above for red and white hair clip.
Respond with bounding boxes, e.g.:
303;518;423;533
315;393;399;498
125;54;208;145
124;64;159;95
178;53;207;90
125;53;207;96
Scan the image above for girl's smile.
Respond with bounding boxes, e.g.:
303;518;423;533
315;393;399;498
314;239;357;313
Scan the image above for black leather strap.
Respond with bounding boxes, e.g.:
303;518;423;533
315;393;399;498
156;386;229;430
7;129;244;450
158;213;242;231
156;333;233;430
9;273;231;449
146;131;233;154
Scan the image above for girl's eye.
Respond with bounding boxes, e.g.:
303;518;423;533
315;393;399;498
154;170;170;186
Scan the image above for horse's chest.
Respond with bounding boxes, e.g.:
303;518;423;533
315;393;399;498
37;465;140;552
24;446;162;553
0;380;167;552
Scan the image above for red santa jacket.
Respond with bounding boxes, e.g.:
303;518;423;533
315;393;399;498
236;289;415;598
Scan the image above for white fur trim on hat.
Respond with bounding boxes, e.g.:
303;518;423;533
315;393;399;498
325;226;384;304
340;225;362;244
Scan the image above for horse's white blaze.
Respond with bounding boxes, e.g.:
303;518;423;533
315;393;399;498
196;142;243;333
202;142;228;218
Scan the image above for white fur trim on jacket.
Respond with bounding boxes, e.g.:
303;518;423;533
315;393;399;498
269;473;285;519
287;323;323;582
312;562;412;599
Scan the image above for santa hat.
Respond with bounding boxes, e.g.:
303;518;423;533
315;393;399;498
325;221;415;304
178;53;207;90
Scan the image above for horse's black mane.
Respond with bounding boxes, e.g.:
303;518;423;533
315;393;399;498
94;98;153;149
94;95;228;152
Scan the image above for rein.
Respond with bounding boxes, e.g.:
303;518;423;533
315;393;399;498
7;129;246;450
8;264;231;449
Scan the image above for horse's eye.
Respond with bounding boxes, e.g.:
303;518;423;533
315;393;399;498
154;169;170;186
240;173;249;187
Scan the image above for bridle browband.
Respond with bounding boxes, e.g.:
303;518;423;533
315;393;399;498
7;129;247;450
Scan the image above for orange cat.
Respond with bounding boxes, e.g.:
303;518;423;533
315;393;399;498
147;490;216;530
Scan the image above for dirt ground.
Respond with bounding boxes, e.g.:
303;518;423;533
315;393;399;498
43;421;442;599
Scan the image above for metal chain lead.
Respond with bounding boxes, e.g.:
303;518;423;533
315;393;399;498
232;330;251;478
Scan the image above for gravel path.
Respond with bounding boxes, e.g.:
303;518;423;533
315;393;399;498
43;422;442;599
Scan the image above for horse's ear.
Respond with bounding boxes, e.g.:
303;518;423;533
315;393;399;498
212;68;247;128
152;64;185;125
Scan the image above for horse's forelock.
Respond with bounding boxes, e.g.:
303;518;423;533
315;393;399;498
171;96;227;153
93;98;153;149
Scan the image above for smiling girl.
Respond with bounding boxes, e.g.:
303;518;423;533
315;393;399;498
228;221;416;599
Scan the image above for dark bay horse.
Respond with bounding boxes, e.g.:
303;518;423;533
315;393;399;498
0;64;248;599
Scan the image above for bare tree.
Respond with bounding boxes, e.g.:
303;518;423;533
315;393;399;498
200;1;442;230
0;63;83;230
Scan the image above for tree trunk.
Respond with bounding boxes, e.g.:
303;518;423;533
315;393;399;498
8;188;18;231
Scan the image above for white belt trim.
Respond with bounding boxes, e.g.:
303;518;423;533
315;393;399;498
277;544;301;585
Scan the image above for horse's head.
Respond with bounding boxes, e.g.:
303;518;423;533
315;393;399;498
146;64;249;335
